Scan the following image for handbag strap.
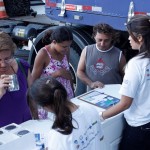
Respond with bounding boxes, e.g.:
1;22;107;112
15;58;27;79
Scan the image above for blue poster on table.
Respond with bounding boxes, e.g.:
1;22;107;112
78;91;120;109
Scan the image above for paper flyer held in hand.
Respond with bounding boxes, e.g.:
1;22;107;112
78;91;120;109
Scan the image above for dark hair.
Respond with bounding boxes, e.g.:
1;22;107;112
42;26;73;44
28;77;76;135
126;15;150;58
0;32;17;54
92;23;119;44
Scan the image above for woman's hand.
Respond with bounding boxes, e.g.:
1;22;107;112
51;69;72;80
0;75;11;98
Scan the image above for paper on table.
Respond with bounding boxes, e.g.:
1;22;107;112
78;90;120;109
90;94;107;104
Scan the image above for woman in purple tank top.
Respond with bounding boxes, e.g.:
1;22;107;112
0;32;32;127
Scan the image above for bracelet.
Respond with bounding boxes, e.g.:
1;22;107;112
99;111;105;121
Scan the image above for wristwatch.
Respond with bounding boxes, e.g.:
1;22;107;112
99;111;105;121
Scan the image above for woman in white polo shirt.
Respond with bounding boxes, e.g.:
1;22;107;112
102;15;150;150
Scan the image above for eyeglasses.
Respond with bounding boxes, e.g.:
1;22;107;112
0;56;14;64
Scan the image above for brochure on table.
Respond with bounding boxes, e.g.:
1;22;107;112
78;90;120;109
76;84;121;110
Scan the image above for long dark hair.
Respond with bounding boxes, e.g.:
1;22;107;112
42;26;73;44
28;77;76;135
126;15;150;58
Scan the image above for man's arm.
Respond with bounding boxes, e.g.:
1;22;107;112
119;53;126;78
77;47;93;87
77;47;104;89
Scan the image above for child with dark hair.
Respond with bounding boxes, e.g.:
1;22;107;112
31;26;74;119
28;76;103;150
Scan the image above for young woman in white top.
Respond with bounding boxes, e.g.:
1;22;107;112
101;15;150;150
